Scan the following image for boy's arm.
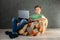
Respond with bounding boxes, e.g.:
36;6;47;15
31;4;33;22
39;15;48;21
29;18;39;22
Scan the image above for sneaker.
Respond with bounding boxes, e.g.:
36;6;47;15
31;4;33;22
5;31;12;35
9;33;18;39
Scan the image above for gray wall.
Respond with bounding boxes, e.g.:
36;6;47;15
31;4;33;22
0;0;60;29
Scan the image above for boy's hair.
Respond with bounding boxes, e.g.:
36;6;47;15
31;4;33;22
34;5;41;9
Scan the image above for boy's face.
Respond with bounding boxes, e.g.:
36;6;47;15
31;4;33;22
35;7;41;14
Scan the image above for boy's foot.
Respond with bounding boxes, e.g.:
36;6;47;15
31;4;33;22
8;33;18;39
5;31;12;35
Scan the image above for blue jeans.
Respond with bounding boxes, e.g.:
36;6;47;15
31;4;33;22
12;17;28;34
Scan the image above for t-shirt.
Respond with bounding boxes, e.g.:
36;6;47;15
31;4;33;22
30;13;45;20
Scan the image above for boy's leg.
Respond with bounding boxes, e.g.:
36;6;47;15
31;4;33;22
12;17;28;34
12;17;17;34
8;17;19;39
8;18;28;39
17;19;28;32
17;19;28;30
12;17;22;34
18;24;28;34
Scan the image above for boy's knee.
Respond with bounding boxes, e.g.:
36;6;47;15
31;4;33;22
21;19;28;23
12;17;16;22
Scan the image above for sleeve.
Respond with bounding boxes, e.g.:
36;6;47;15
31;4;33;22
29;14;36;20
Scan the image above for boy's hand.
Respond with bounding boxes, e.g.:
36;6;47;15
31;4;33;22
39;18;46;20
39;18;47;22
17;23;20;26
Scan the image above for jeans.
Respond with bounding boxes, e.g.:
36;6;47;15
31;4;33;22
12;17;28;34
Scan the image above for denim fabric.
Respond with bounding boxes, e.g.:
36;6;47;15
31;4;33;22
12;17;28;34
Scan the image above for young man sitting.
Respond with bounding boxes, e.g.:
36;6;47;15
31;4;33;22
5;5;48;38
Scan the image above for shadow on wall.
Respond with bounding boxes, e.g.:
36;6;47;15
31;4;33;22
0;0;60;28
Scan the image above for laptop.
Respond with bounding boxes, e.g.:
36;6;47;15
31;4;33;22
18;10;29;19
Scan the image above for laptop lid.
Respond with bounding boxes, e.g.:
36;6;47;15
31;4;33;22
18;10;29;19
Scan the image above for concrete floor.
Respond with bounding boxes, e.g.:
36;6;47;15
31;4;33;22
0;28;60;40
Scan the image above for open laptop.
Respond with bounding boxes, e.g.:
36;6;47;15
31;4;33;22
18;10;29;19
